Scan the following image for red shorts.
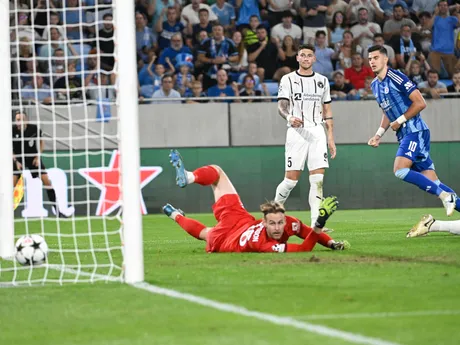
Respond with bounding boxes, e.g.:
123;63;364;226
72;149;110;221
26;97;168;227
206;194;255;252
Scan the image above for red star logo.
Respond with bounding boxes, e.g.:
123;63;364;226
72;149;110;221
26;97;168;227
78;150;162;216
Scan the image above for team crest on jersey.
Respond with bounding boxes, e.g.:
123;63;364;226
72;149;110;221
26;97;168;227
317;81;324;88
28;140;34;147
292;222;300;232
384;86;389;94
272;244;286;253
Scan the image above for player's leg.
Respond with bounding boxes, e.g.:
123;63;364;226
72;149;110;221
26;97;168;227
407;214;460;238
274;128;307;205
393;132;455;215
162;204;210;241
307;126;329;228
420;169;460;213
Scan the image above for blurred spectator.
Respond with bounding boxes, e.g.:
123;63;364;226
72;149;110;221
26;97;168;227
174;55;196;95
383;5;416;41
346;0;383;25
11;11;40;45
33;0;57;37
363;33;396;67
41;12;66;41
428;0;459;78
20;59;39;88
135;11;157;63
330;69;359;100
411;0;438;17
158;33;193;72
156;7;185;50
138;53;163;88
97;13;115;71
211;0;236;33
389;25;422;69
243;15;261;47
350;8;381;50
181;0;218;25
185;80;208;103
273;35;297;80
87;72;116;100
334;30;362;69
61;0;85;41
300;0;330;45
358;75;375;99
238;62;261;89
326;0;348;25
235;0;264;27
379;0;408;19
85;0;113;40
207;69;239;102
328;11;347;46
151;74;181;103
266;0;292;29
239;74;266;102
49;48;66;78
188;9;213;45
39;28;77;59
312;30;334;79
447;70;460;95
54;62;83;101
198;24;238;89
17;37;34;73
270;11;302;45
405;59;430;85
247;25;278;81
344;53;373;89
417;70;448;99
21;74;53;104
417;12;433;54
229;31;249;75
82;49;102;86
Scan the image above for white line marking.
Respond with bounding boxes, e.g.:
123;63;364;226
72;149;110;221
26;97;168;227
296;310;460;320
132;282;401;345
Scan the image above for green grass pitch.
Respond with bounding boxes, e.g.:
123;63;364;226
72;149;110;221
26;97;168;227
1;208;460;345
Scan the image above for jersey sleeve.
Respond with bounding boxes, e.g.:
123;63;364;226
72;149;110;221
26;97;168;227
322;77;332;104
277;75;291;101
388;69;417;97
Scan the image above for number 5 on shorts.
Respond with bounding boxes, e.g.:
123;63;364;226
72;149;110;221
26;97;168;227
287;157;292;168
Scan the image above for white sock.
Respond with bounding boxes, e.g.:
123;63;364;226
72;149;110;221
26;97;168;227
274;178;298;204
170;210;181;221
186;171;195;184
309;174;324;227
430;220;460;235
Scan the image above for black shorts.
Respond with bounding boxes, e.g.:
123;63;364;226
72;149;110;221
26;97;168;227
13;157;47;179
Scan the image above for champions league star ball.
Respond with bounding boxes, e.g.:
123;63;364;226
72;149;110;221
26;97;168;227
15;235;49;266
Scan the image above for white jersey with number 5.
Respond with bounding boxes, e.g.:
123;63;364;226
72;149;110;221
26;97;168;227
277;71;331;128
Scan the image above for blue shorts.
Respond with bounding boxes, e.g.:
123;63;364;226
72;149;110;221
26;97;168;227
396;130;435;172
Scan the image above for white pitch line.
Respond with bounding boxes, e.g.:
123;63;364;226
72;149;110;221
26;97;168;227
132;282;401;345
295;310;460;320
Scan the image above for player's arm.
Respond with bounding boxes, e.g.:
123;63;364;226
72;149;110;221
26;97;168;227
368;113;390;148
389;89;426;131
323;103;336;159
277;76;303;127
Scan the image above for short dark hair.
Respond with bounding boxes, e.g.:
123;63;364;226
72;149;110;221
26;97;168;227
418;11;431;19
256;24;266;31
400;24;411;31
102;13;113;19
198;8;209;14
250;14;259;20
161;74;173;82
368;45;388;56
315;30;326;38
373;33;384;40
298;44;315;53
427;70;439;77
14;109;28;118
281;10;293;18
393;4;404;10
358;7;368;13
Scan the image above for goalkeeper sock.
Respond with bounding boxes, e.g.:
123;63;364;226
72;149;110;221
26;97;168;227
318;232;333;248
309;174;324;228
191;166;219;186
274;178;297;204
175;214;207;240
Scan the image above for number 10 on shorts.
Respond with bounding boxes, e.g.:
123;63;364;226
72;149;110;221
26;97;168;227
408;141;417;152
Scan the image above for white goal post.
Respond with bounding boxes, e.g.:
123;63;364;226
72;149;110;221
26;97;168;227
0;0;144;285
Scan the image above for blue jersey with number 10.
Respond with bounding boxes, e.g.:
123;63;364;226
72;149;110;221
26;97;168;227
371;68;429;142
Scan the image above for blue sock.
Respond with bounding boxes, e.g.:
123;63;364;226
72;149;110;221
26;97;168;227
395;168;442;196
435;180;460;212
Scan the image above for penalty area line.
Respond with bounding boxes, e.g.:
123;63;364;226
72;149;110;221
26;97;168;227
131;281;401;345
295;310;460;320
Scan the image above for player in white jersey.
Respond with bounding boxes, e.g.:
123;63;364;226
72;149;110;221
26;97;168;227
407;214;460;238
274;44;336;229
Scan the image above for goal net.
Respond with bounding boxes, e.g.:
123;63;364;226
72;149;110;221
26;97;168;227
0;0;143;286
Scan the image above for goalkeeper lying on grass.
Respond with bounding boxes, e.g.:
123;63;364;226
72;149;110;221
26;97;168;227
163;149;350;253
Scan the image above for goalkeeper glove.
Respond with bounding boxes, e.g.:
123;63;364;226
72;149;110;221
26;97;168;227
315;196;339;229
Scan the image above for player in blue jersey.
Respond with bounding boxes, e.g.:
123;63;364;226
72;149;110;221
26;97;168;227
366;45;459;216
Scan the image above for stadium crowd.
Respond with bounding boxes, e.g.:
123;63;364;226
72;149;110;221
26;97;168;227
8;0;460;104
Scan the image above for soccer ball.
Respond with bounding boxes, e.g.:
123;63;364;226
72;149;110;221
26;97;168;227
15;235;48;266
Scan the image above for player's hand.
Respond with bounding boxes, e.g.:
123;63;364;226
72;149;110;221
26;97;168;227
390;121;401;131
16;161;22;170
328;139;336;159
315;196;339;230
289;117;304;128
367;135;381;147
32;157;39;167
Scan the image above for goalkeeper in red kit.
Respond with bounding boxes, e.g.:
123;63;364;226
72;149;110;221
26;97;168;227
162;150;350;253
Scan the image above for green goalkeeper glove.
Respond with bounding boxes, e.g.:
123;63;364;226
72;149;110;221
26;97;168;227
315;196;339;229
